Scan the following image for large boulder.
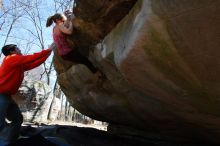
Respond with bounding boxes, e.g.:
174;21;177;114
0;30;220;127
54;0;220;144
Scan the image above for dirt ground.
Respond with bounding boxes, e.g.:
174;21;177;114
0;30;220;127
19;121;151;146
15;121;213;146
46;121;108;131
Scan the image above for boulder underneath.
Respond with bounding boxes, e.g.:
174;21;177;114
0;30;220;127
54;0;220;144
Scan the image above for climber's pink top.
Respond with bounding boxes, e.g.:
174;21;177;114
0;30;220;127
53;31;72;56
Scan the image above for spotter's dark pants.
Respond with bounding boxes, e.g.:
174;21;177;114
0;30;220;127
0;93;23;143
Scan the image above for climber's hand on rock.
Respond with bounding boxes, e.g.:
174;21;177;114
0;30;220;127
64;9;72;19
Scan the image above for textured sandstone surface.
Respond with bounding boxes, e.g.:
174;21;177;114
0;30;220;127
54;0;220;144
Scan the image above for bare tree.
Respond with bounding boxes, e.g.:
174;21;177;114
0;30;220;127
0;0;30;57
10;0;53;85
53;0;73;12
21;0;73;85
0;0;3;9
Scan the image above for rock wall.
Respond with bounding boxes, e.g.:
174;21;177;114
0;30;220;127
54;0;220;144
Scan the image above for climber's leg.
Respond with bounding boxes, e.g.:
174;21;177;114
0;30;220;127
62;50;97;73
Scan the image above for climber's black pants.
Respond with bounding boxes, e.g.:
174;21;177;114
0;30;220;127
61;49;97;73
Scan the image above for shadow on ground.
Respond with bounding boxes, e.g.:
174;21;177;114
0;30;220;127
19;125;214;146
20;125;150;146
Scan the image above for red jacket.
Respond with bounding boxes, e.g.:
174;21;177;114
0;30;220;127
0;49;51;95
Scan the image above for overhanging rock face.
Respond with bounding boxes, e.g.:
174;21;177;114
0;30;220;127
54;0;220;143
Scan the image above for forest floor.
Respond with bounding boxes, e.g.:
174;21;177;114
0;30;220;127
18;121;150;146
9;121;211;146
46;121;108;131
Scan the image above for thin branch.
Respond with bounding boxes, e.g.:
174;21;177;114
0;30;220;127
3;18;17;45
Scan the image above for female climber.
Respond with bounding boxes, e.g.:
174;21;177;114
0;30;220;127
46;12;100;75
